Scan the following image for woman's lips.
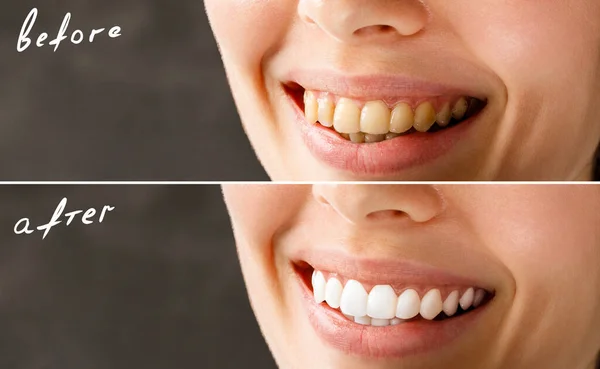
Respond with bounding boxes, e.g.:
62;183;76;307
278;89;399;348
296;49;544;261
282;71;487;177
293;260;493;359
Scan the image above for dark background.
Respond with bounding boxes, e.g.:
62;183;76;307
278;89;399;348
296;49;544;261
0;185;276;369
0;1;268;180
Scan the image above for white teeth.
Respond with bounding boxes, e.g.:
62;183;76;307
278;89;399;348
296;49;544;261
333;98;361;134
367;285;397;320
390;318;403;326
340;280;369;317
311;271;488;326
395;289;421;319
354;316;372;325
442;290;460;317
390;103;414;133
420;289;443;320
312;271;326;304
459;287;475;310
371;318;390;327
325;277;343;309
317;97;335;127
473;289;485;308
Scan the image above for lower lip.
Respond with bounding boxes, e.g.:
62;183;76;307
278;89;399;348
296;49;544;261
286;91;479;177
296;273;488;359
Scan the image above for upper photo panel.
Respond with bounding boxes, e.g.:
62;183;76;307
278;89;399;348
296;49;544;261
2;1;267;180
206;0;600;181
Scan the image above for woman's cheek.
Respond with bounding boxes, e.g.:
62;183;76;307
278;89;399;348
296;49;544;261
205;0;294;65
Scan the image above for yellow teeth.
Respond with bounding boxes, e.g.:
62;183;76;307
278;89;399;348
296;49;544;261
333;98;361;134
303;91;478;143
390;103;414;134
452;97;468;120
361;101;391;135
318;97;335;127
413;102;437;133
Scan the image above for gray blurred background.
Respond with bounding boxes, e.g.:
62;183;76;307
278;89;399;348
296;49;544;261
0;185;276;368
0;1;267;180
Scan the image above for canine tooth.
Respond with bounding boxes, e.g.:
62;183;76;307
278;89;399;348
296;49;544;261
325;278;343;309
473;289;486;307
371;318;390;327
385;132;400;140
420;289;443;320
367;285;397;319
390;318;403;326
333;98;361;134
395;289;420;319
304;91;318;124
436;102;452;127
413;102;437;132
340;280;369;317
443;290;460;316
364;134;386;143
312;271;326;303
318;97;335;127
360;101;390;135
354;316;371;325
349;132;365;143
452;97;468;120
459;288;475;310
390;103;414;133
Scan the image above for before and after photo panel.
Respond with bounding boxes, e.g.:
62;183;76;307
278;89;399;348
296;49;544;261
2;0;600;369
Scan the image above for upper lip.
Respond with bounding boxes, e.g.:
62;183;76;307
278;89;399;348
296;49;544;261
291;249;495;292
285;69;488;102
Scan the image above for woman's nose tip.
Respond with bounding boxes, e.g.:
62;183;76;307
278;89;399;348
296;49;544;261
298;0;428;42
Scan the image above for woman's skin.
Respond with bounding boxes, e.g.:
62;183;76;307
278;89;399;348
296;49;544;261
222;184;600;369
206;0;600;181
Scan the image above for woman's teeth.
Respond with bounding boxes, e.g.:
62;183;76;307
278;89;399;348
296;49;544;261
311;270;488;327
304;91;476;142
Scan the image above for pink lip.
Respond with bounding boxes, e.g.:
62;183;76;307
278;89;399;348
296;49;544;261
297;275;488;359
284;71;485;177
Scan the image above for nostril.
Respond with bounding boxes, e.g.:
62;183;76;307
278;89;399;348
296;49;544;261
366;210;408;221
353;25;396;37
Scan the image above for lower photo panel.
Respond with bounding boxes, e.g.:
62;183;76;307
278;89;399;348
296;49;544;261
1;184;599;369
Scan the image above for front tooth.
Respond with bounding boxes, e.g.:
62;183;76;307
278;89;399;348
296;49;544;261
413;102;437;132
473;289;486;307
420;289;443;320
395;289;421;319
360;101;390;135
390;318;403;326
318;97;335;127
312;271;326;303
304;91;318;124
354;316;371;325
333;98;361;134
443;290;460;316
459;288;475;310
390;103;414;133
325;278;343;309
371;318;390;327
436;102;451;127
452;97;468;120
367;285;397;319
349;132;365;143
340;280;369;317
364;134;385;143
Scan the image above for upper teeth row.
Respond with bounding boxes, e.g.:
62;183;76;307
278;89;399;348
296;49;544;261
312;270;486;326
304;91;470;138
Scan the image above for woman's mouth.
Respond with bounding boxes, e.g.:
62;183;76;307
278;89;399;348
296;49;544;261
293;260;495;358
282;72;490;178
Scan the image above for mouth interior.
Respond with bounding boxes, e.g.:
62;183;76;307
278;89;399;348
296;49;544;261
285;83;487;142
295;262;494;325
